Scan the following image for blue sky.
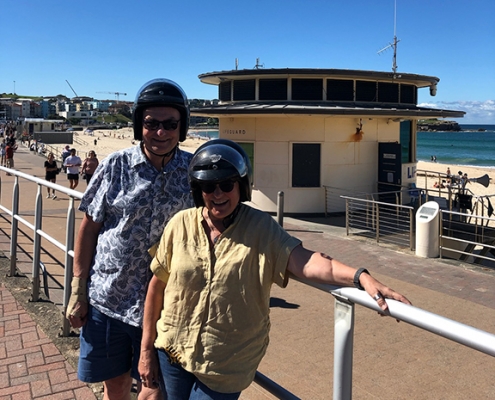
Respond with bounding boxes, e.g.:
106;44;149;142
2;0;494;124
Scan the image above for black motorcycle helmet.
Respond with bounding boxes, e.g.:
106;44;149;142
132;78;189;141
188;140;253;207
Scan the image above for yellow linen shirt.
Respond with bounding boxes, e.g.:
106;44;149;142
150;204;301;393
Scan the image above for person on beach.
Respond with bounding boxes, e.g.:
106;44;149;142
80;150;99;184
63;148;82;190
138;140;412;399
44;152;59;199
66;78;194;400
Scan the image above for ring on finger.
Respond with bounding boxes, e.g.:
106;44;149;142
373;293;382;301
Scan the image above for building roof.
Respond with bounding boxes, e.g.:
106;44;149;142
198;68;440;88
191;101;465;119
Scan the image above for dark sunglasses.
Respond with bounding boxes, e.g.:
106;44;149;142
198;180;237;194
143;118;180;131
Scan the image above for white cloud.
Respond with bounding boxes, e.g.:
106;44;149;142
418;100;495;124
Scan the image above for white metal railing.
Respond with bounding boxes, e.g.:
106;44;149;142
342;195;415;250
0;165;82;336
2;165;495;399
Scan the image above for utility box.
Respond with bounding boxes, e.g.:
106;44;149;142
415;201;440;258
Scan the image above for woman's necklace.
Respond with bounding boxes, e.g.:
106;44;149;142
203;210;223;244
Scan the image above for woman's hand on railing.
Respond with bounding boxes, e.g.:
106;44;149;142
359;272;412;313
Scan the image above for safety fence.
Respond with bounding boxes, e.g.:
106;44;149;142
1;166;495;399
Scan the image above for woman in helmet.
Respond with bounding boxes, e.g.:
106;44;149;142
139;140;411;399
67;79;194;400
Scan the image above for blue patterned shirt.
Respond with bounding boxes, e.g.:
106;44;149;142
79;145;194;327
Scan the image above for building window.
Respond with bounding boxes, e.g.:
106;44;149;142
378;82;399;103
219;82;231;101
292;79;323;101
233;80;255;101
326;79;354;101
356;80;377;102
292;143;320;187
400;84;416;104
259;79;287;100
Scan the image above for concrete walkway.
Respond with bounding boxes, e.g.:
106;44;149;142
1;145;495;399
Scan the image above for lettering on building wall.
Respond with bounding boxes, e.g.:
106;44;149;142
223;129;246;135
407;166;417;179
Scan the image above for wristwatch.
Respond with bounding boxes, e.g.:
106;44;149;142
353;268;369;290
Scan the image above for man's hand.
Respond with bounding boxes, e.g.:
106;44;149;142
66;277;88;328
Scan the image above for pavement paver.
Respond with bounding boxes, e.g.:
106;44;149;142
0;144;494;399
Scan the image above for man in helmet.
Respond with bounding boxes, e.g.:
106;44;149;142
139;139;411;398
67;78;194;399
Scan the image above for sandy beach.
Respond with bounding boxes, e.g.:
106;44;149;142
59;129;495;198
417;160;495;197
69;127;206;159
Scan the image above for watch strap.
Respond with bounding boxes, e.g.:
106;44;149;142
353;268;369;290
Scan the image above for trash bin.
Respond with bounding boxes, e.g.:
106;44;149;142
415;201;440;258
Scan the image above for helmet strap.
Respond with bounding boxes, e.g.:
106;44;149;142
140;142;178;168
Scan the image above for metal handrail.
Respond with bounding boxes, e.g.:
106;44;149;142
0;165;82;336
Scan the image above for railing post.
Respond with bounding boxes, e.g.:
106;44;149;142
333;295;355;400
30;184;43;302
345;200;349;236
277;191;284;227
61;197;76;337
376;204;380;243
8;176;20;277
409;208;414;251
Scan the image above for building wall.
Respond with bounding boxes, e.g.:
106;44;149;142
218;115;404;214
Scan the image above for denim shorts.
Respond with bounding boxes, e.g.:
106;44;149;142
78;305;142;383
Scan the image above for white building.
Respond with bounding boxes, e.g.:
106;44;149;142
191;68;464;215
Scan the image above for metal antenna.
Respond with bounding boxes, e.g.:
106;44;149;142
254;58;264;69
377;0;400;75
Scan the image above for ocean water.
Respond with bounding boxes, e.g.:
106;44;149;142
188;129;219;140
417;124;495;168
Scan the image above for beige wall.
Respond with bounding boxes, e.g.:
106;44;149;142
218;115;407;214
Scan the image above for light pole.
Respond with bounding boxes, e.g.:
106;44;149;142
13;81;15;95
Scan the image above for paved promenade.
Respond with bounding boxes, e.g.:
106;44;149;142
1;145;495;399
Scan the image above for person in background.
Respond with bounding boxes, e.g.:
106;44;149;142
81;150;99;185
0;139;6;167
63;148;82;190
66;78;194;400
139;140;412;399
61;145;71;172
44;152;59;199
5;139;16;176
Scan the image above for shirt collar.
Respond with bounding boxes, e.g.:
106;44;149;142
129;143;190;172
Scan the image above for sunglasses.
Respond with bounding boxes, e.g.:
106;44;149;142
198;180;237;194
143;118;180;131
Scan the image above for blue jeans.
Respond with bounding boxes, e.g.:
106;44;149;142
157;349;241;400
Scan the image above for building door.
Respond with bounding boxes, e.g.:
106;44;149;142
378;142;402;200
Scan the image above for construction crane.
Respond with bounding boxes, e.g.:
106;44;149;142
66;80;78;97
97;91;127;102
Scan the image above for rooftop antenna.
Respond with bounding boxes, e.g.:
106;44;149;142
254;58;264;69
377;0;400;76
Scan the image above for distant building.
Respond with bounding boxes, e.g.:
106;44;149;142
191;67;465;215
